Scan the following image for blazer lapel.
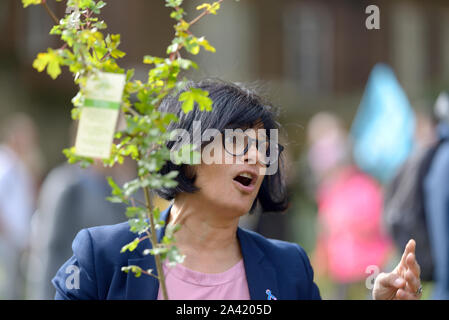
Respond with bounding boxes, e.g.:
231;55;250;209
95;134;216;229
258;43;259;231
125;204;172;300
237;227;280;300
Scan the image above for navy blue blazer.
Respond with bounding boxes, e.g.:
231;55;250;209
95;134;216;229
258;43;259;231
52;205;321;300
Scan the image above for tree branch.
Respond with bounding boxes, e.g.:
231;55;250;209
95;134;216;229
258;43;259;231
143;185;168;300
129;196;147;208
141;268;159;280
41;0;59;25
188;0;224;27
168;0;225;62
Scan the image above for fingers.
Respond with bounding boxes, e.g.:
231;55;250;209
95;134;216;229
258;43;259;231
407;239;416;257
395;288;420;300
396;239;416;275
402;241;422;298
400;240;415;266
405;268;421;294
396;242;409;273
378;272;405;290
406;251;421;278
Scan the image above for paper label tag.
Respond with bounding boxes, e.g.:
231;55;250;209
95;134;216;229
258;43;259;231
74;72;126;159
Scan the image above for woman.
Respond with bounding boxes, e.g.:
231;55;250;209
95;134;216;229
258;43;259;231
52;80;422;300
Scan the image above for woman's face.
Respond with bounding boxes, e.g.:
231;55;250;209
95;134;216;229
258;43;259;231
191;126;268;217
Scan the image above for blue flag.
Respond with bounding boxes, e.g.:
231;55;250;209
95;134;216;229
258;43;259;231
350;63;415;184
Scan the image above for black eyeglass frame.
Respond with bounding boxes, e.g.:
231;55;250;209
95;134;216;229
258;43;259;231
221;132;285;159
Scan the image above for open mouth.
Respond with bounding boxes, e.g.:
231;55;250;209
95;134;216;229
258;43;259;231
233;172;255;187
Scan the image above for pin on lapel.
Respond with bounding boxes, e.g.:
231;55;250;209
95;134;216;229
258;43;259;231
266;289;277;300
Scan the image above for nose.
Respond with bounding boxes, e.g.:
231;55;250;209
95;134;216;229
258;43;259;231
243;140;263;165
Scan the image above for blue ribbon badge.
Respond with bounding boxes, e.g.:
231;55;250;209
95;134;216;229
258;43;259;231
266;289;277;300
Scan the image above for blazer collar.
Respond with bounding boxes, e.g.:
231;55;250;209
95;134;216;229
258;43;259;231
237;226;279;300
125;204;279;300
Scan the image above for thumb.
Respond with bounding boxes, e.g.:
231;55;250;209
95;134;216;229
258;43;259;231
377;272;406;289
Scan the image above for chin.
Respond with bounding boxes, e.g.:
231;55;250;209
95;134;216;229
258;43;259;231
230;200;255;216
214;198;254;217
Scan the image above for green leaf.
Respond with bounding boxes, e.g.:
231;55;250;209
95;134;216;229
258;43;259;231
22;0;41;8
126;69;135;82
77;0;98;10
143;55;164;65
178;88;212;113
121;265;143;278
177;58;198;70
93;20;107;29
166;43;179;54
164;223;181;241
107;177;123;197
96;1;107;9
165;0;183;8
47;58;62;79
165;170;179;179
167;246;185;267
110;34;121;47
123;178;142;197
106;196;123;203
111;49;126;59
197;37;216;53
178;90;193;113
125;206;146;219
124;144;139;159
62;147;93;168
120;237;140;253
71;107;82;120
146;247;169;256
50;25;62;35
93;0;107;13
32;52;51;73
152;207;161;221
184;37;200;55
174;20;190;33
196;2;220;15
155;219;165;230
32;49;63;80
170;8;185;20
128;218;149;234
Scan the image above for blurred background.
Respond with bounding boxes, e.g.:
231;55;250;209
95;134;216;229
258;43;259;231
1;0;449;300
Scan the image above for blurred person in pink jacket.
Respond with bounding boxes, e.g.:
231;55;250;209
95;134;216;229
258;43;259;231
316;167;392;285
307;112;392;299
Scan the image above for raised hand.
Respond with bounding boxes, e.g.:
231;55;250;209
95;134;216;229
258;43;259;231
373;239;422;300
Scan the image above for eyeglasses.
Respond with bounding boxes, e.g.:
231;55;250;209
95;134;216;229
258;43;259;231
222;132;284;160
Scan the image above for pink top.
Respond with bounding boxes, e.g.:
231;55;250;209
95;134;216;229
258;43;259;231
316;166;392;283
157;259;251;300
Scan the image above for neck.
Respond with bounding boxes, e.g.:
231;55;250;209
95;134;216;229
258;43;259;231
167;193;244;273
168;193;241;252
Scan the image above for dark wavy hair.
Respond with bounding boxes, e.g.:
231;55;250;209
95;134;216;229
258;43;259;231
153;79;288;213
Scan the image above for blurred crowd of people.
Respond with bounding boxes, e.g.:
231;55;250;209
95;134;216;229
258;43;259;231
303;64;449;299
0;116;131;299
0;63;449;300
0;113;43;299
